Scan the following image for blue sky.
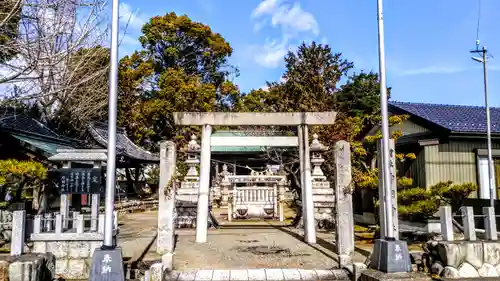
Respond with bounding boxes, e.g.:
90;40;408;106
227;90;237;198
117;0;500;107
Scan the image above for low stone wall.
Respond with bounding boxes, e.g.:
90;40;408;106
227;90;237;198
0;253;55;281
30;238;102;279
82;199;159;214
0;210;13;247
425;240;500;278
25;211;119;280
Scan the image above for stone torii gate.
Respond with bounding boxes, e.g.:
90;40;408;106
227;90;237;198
173;112;337;244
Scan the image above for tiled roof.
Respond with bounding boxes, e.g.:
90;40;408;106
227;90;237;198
211;130;290;153
0;109;61;138
88;122;159;162
212;131;263;153
389;101;500;134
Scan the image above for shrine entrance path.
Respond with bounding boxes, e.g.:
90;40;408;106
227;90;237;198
118;210;159;262
174;226;342;270
117;211;367;270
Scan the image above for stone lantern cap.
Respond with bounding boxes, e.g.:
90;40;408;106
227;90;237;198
310;134;328;152
187;134;201;153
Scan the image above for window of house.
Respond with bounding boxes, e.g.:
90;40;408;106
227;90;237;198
496;159;500;193
478;156;498;199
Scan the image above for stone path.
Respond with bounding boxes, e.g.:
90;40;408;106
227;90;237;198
118;211;159;261
117;211;367;271
162;269;350;280
174;226;343;270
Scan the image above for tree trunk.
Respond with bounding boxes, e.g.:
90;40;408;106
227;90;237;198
32;186;40;211
125;168;135;195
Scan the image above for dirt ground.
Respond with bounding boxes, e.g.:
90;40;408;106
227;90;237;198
117;211;368;270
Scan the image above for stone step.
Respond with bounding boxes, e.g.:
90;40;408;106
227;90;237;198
312;182;331;188
312;188;334;195
162;268;349;281
313;194;335;202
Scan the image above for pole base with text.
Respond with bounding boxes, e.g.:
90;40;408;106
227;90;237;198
89;246;125;281
369;239;412;273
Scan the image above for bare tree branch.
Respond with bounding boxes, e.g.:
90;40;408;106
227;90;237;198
0;0;22;29
0;0;135;134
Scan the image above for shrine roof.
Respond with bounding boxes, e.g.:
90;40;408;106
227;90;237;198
88;122;159;162
0;108;63;139
0;108;80;158
211;130;292;153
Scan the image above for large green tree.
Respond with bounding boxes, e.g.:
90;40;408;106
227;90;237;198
118;13;240;151
139;12;236;91
275;41;353;112
237;42;408;206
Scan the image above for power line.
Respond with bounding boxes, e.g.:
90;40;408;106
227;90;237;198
476;0;482;42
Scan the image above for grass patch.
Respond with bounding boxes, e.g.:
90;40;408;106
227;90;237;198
354;225;370;233
408;243;423;252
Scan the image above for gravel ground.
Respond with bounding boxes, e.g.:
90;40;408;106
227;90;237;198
117;211;368;270
174;226;367;270
118;211;159;261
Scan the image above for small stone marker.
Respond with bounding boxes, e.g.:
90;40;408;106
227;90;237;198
334;140;355;266
89;247;125;281
157;141;177;255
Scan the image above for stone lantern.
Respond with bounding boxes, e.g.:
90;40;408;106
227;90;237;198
220;164;232;207
185;134;201;181
310;133;328;181
309;133;335;230
176;134;202;228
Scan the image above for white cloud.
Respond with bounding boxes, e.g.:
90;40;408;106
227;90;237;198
119;3;147;30
250;0;319;68
252;0;283;18
253;39;290;68
252;0;318;37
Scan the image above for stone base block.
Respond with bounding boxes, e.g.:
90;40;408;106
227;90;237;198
176;202;217;229
369;239;412;273
8;253;55;281
56;259;90;279
297;214;335;230
89;247;125;281
162;253;174;271
149;262;163;281
232;204;276;219
360;269;431;281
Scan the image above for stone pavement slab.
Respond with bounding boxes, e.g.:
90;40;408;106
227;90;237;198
164;269;349;281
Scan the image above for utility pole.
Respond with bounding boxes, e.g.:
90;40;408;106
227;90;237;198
471;44;495;208
375;0;394;241
368;0;412;273
89;0;125;279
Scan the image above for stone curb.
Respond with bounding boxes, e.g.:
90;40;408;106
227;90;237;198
162;268;350;281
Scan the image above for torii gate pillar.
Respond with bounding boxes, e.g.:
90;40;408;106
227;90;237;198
173;112;337;244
